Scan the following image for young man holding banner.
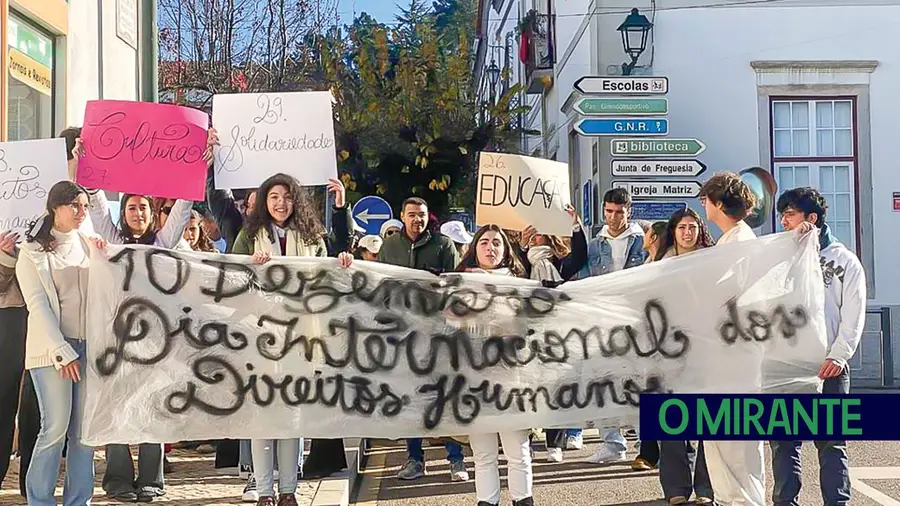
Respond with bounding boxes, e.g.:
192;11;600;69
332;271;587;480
376;197;468;482
772;187;864;506
581;188;647;464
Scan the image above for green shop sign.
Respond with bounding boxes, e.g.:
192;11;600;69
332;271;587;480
8;16;53;69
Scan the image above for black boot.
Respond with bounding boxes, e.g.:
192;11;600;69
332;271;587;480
477;502;498;506
513;498;534;506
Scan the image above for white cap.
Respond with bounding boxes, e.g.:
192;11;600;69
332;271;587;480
440;220;473;245
380;219;403;237
358;235;383;254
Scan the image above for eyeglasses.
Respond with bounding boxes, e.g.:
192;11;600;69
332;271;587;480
384;229;399;237
160;206;173;215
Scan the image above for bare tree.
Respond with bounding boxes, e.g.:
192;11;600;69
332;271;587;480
158;0;341;104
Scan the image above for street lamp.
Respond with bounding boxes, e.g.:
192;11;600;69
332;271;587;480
617;8;653;76
487;60;501;103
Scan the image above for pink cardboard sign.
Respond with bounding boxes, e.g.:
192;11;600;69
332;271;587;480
76;100;208;200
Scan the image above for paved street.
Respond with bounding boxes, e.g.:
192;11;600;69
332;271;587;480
353;431;900;506
0;448;320;505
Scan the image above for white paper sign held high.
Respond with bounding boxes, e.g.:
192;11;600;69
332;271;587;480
476;152;572;236
0;138;69;234
212;91;338;189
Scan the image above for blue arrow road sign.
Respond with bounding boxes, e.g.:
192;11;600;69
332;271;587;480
630;201;687;221
352;196;394;235
575;118;668;136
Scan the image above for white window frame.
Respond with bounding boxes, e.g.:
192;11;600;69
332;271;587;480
770;98;858;251
773;162;857;251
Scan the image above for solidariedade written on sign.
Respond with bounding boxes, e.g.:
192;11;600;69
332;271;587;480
0;138;69;235
476;152;573;236
212;91;338;189
79;232;827;444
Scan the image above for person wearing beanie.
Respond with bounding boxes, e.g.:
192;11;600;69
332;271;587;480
380;219;402;238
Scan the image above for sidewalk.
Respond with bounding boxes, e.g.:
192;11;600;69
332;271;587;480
0;448;320;505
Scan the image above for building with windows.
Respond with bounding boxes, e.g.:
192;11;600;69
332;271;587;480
1;0;153;142
474;0;900;385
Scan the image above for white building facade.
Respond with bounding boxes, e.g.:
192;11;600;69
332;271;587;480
474;0;900;385
1;0;151;142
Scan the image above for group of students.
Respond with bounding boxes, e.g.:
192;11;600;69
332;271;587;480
0;121;865;506
345;172;864;506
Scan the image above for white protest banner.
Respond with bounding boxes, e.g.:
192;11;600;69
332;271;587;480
0;138;68;234
212;91;338;189
476;152;572;236
81;232;827;445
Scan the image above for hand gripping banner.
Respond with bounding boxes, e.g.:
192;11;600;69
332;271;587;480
81;232;827;445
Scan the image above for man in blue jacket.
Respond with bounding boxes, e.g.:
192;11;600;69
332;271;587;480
581;188;647;463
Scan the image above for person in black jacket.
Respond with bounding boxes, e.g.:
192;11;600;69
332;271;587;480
515;205;588;462
515;205;588;283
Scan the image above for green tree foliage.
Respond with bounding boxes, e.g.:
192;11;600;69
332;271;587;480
319;0;530;216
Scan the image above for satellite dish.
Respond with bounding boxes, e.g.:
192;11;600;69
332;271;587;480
739;166;778;228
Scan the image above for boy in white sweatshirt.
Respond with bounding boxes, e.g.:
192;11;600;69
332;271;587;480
772;187;864;506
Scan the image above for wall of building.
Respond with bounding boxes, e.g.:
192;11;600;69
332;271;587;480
2;0;145;140
575;1;900;383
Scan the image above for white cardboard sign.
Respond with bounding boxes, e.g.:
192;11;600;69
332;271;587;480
476;152;573;236
212;91;338;189
0;138;69;235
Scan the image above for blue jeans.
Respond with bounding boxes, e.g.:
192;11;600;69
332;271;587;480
239;439;252;468
251;438;303;497
406;438;463;464
26;339;94;506
771;371;851;506
603;429;627;452
659;441;713;500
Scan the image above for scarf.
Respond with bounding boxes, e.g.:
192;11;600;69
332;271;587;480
253;225;320;257
526;246;563;283
819;223;837;251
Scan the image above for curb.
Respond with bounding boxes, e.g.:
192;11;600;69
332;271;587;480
309;438;365;506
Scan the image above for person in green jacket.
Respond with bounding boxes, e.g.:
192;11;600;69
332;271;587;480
376;196;467;482
376;197;460;274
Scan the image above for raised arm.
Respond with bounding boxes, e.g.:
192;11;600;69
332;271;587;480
87;191;124;245
558;226;588;281
206;163;244;252
155;199;192;249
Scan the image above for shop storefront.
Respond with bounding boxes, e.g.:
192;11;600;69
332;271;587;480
6;12;53;140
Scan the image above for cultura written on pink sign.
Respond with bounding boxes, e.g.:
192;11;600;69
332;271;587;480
76;100;208;200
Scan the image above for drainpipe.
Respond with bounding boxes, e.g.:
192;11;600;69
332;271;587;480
141;0;158;102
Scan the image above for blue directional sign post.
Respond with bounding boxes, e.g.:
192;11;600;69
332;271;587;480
352;196;393;235
630;202;688;221
574;118;668;136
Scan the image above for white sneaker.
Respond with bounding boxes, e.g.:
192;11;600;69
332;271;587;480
587;444;627;464
546;447;563;463
565;434;583;450
241;475;259;502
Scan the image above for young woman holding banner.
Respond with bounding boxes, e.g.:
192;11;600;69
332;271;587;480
455;224;534;506
232;172;352;506
73;137;189;502
17;181;106;506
